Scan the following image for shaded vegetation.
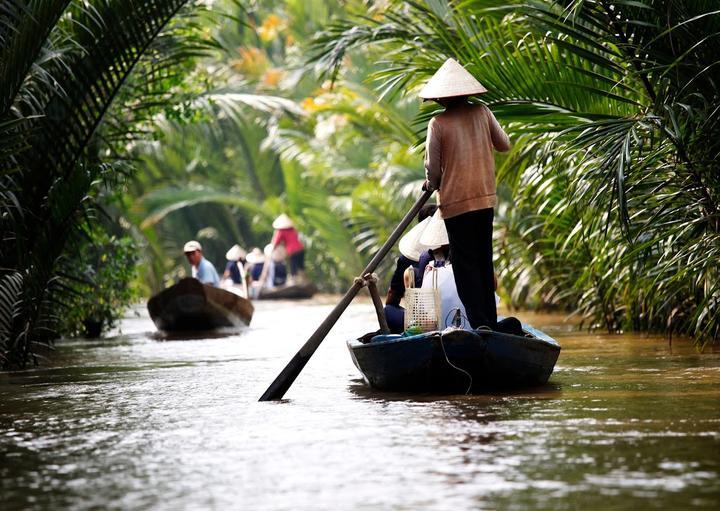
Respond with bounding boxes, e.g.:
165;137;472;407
0;0;215;367
58;228;139;338
308;0;720;345
1;0;718;369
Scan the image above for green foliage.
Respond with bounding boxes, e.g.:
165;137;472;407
58;230;139;338
0;0;214;368
5;0;715;374
309;0;720;345
123;0;397;292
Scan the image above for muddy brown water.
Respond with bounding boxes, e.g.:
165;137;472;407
1;299;719;510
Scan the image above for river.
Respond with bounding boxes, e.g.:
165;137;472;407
1;298;719;510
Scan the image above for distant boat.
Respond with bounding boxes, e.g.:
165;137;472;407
256;282;318;300
347;324;560;393
147;278;254;332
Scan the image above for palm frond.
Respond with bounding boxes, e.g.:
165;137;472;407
308;0;720;345
138;186;267;229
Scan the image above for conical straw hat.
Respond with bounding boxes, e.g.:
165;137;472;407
245;247;265;264
398;217;432;261
225;244;247;261
272;213;294;229
419;58;487;99
264;243;287;262
419;209;449;247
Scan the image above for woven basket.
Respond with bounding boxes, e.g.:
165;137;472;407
404;268;441;332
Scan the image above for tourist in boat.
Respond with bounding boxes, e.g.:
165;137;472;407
183;240;220;287
392;207;523;335
220;244;249;297
245;247;265;297
271;246;288;286
420;58;510;331
222;244;247;285
268;213;305;282
258;243;288;289
384;204;437;334
416;210;468;329
385;209;467;331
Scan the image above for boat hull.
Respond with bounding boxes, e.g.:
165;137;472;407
257;282;318;300
347;327;560;393
147;278;254;332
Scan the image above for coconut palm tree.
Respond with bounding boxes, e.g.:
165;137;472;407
309;0;720;344
122;0;396;291
0;0;220;368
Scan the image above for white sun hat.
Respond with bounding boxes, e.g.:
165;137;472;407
273;244;287;262
398;217;432;261
245;247;265;264
225;244;247;261
183;240;202;253
419;58;487;99
264;243;287;262
272;213;294;229
419;209;449;247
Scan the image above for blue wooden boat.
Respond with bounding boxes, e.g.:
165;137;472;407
347;324;560;393
258;282;318;300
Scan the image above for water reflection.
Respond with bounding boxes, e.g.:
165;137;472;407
150;327;249;341
346;378;564;403
0;300;718;510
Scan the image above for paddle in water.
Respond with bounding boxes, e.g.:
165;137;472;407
259;189;433;401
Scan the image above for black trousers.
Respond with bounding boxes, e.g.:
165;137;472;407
289;249;305;275
444;208;497;329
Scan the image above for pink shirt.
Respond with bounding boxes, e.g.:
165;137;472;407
272;228;304;255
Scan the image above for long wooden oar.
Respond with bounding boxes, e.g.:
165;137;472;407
259;189;433;401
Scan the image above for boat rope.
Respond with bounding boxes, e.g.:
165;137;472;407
440;307;473;394
439;335;473;395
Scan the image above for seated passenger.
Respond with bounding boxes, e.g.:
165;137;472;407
222;244;247;285
419;211;524;335
245;247;265;297
384;204;437;334
273;259;288;286
258;243;288;288
417;211;467;329
183;240;220;287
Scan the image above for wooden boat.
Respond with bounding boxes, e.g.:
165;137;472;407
257;282;318;300
347;324;560;393
147;278;254;332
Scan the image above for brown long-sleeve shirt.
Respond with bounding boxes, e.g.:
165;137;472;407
424;103;510;218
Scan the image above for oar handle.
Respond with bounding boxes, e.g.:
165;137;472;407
259;189;433;401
